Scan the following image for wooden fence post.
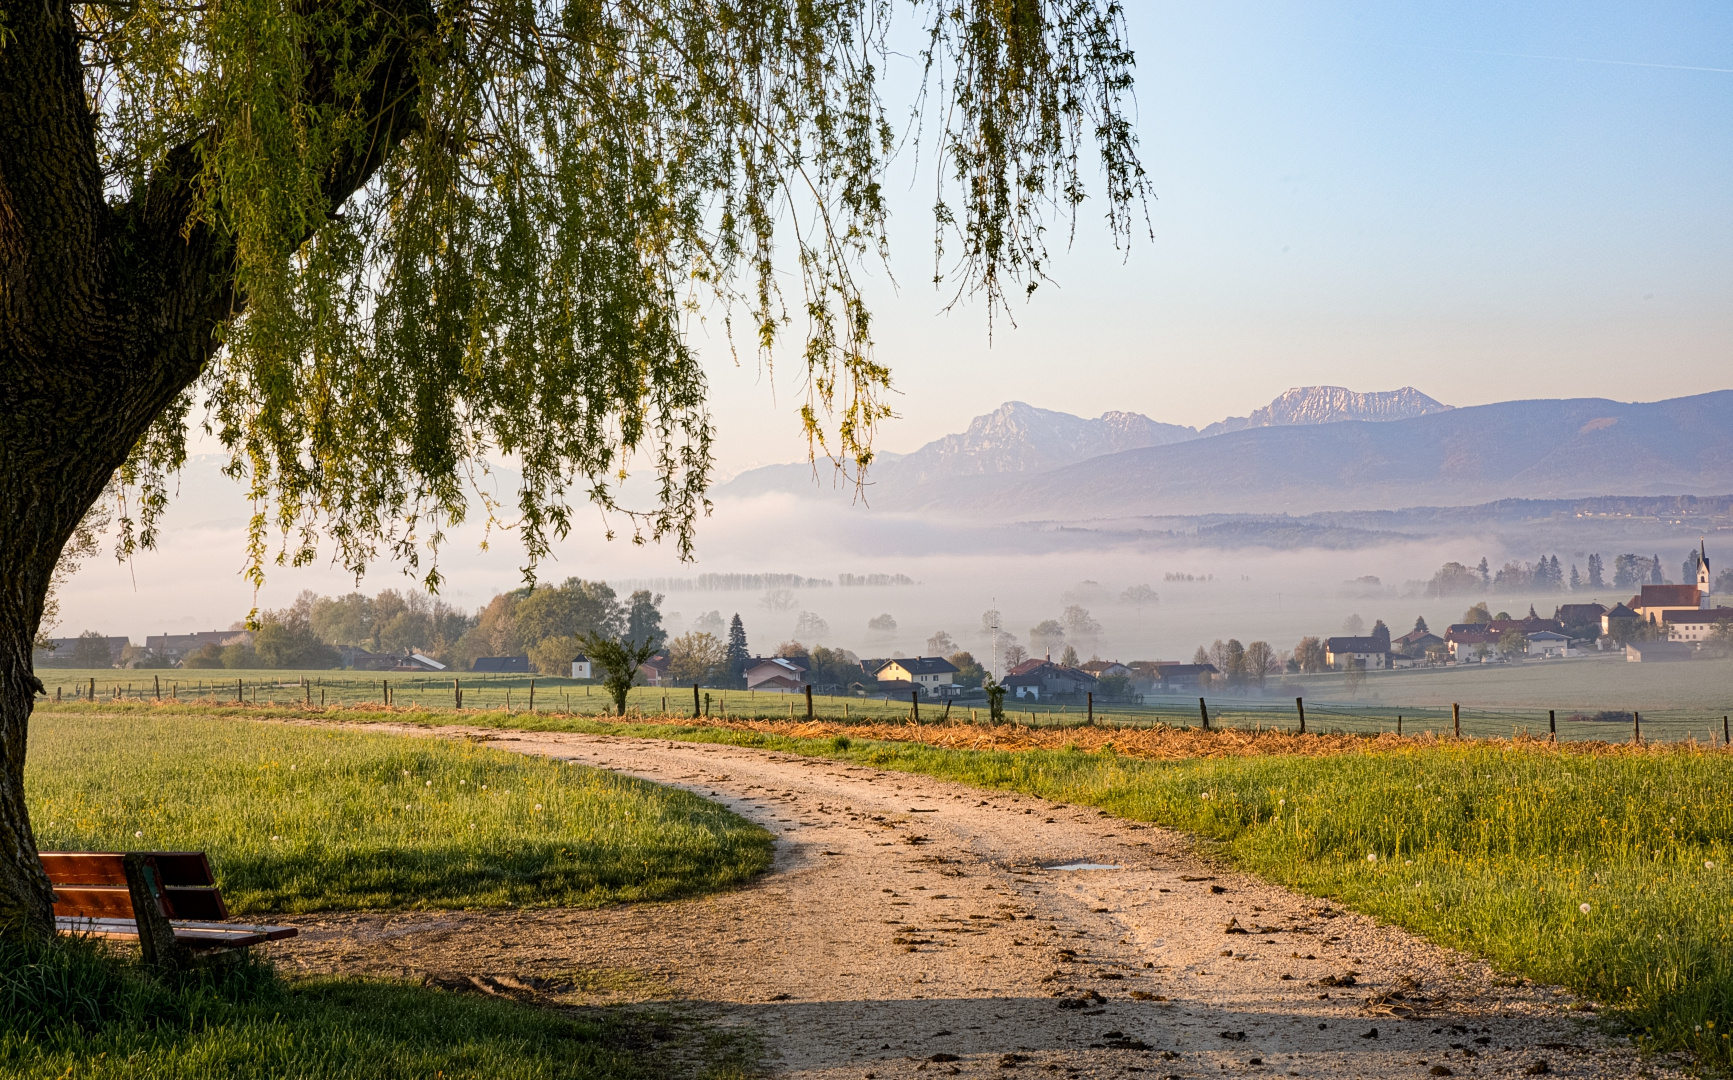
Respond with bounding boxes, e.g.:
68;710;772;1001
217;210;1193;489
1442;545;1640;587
1725;715;1730;746
693;683;701;718
154;676;160;700
1397;715;1402;736
911;689;920;723
236;678;242;704
1633;711;1641;744
805;683;814;721
1198;697;1210;731
88;677;95;701
528;679;535;712
1549;709;1556;741
1295;696;1306;734
1453;703;1461;738
1087;691;1093;725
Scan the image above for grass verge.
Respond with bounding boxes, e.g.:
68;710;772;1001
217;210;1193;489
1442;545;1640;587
27;710;772;912
0;935;755;1079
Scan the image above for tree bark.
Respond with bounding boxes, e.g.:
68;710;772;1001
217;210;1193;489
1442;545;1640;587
0;0;427;942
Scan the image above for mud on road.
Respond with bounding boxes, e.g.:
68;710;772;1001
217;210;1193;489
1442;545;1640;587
270;726;1672;1079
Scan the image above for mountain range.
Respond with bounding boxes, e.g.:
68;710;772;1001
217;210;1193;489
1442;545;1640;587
721;387;1733;518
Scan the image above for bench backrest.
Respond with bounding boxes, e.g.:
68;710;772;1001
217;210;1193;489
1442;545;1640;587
43;851;228;921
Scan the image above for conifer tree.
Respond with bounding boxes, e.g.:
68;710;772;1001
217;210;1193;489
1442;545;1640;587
726;614;751;689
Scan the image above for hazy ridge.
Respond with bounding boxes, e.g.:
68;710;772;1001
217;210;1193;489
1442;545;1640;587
722;388;1733;518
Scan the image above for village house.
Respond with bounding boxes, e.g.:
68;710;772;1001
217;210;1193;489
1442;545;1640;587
875;656;962;697
1447;628;1499;662
1524;630;1574;658
1001;658;1098;701
1554;603;1608;631
1661;608;1733;644
1078;660;1130;680
636;653;670;685
1147;662;1218;691
142;630;251;663
1626;640;1693;663
472;656;531;673
744;656;809;691
1323;636;1389;670
1391;629;1444;658
1602;603;1639;636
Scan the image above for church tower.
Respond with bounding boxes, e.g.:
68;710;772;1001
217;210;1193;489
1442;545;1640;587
1699;539;1712;607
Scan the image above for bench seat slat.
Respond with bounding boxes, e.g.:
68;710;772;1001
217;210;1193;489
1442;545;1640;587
56;916;297;949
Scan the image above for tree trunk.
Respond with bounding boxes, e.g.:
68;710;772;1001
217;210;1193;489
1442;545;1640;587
0;0;428;943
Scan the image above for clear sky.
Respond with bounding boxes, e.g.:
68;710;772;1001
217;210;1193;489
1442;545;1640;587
699;0;1733;475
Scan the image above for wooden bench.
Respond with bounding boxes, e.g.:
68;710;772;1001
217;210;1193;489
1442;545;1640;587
45;851;297;968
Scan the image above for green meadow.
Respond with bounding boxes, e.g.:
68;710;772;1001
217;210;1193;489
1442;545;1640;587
37;656;1733;742
27;711;772;911
10;711;770;1080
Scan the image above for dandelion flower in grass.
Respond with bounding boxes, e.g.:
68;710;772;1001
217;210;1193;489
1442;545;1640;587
1708;861;1717;870
133;830;142;838
459;779;466;785
425;780;432;787
1367;853;1377;863
535;804;543;811
1580;903;1592;914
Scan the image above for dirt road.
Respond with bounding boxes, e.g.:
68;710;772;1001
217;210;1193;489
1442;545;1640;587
273;726;1669;1079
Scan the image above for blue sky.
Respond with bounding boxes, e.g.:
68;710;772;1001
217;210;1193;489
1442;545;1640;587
700;0;1733;474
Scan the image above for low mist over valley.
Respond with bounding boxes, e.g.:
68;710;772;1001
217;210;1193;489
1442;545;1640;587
50;385;1733;709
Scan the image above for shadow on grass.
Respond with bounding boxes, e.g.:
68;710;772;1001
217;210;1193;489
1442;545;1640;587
0;937;755;1080
217;835;774;913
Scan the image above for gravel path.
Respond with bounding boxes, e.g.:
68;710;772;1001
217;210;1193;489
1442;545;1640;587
271;725;1673;1079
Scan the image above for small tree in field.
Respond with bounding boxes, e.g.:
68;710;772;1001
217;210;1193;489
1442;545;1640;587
579;633;663;717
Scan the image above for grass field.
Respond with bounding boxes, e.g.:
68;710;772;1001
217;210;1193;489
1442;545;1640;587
27;711;772;911
14;711;770;1079
27;698;1733;1068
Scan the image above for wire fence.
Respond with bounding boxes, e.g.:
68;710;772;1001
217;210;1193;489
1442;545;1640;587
40;670;1733;747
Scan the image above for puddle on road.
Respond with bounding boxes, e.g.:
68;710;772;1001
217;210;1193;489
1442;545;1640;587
1044;862;1123;871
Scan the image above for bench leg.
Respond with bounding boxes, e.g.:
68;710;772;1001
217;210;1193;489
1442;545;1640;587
123;853;188;971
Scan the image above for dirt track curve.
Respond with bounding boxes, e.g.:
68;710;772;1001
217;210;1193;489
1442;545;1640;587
270;726;1674;1079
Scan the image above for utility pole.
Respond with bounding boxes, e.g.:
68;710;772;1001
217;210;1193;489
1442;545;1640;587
990;598;1000;682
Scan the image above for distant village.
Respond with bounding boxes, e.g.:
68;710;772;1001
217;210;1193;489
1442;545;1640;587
35;544;1733;704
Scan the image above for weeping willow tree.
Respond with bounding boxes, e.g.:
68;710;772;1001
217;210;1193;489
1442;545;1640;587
0;0;1145;938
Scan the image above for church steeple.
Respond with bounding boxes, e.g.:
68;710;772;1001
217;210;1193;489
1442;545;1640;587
1701;538;1713;606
